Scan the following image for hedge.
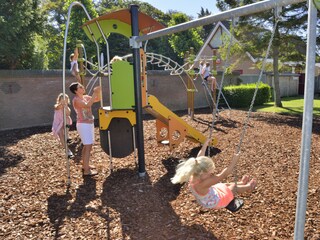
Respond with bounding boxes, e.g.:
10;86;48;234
222;83;271;108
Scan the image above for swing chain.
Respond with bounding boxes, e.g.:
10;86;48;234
236;18;279;154
233;16;279;195
207;17;236;155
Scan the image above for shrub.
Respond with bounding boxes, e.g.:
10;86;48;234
222;83;271;108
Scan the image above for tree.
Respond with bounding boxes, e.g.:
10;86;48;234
167;13;203;59
197;7;213;40
63;0;99;63
41;0;67;69
216;0;316;107
96;0;180;66
40;0;99;69
132;2;181;66
0;0;45;69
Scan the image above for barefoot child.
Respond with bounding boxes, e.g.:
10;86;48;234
52;93;74;158
201;62;216;92
171;138;257;209
69;82;101;176
70;47;82;83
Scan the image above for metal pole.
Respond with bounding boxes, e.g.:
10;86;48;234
130;4;146;177
62;1;102;184
294;1;317;239
136;0;305;43
63;1;85;186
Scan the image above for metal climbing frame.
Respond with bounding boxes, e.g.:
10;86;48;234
121;52;199;92
62;2;107;186
130;0;316;239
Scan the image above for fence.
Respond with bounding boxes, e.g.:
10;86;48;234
0;70;209;131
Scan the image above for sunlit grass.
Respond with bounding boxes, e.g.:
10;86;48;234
254;96;320;116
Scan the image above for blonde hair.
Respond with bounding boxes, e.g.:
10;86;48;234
54;93;70;108
69;53;75;62
110;55;123;63
171;156;215;184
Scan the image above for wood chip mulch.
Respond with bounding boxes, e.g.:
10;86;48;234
1;109;320;240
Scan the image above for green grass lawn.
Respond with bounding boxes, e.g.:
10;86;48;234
254;96;320;116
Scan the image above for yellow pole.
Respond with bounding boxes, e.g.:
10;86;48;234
76;40;86;87
212;49;218;107
187;48;196;119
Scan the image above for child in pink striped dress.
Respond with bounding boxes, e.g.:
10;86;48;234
171;138;257;210
52;93;74;158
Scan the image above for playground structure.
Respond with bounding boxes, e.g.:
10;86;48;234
62;0;318;238
64;9;235;170
77;9;217;161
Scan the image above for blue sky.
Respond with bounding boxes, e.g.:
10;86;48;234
138;0;219;18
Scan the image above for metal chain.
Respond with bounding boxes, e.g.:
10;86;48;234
214;17;236;114
233;18;279;195
208;17;235;155
236;19;279;154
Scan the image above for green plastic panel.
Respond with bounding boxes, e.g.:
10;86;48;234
110;61;135;109
83;20;132;41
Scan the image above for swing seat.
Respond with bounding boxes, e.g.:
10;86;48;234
225;198;244;212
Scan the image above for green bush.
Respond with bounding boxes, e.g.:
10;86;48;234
222;83;271;108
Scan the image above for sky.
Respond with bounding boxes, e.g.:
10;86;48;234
138;0;219;19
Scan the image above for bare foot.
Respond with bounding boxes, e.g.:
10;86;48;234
82;165;96;170
81;161;96;170
240;175;250;184
248;178;257;192
83;169;98;177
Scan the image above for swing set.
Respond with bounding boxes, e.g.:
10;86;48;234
126;2;317;235
213;13;279;212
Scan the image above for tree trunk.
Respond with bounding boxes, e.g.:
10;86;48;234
272;28;282;107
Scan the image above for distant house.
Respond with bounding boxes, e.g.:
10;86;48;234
194;21;262;75
193;21;320;96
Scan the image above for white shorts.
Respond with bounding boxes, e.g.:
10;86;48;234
76;123;95;145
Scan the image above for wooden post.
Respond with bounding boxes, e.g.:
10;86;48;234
140;49;148;107
76;40;86;87
185;50;192;119
212;49;218;107
186;48;196;119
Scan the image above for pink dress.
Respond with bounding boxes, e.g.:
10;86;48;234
52;108;72;139
189;179;234;209
72;95;94;124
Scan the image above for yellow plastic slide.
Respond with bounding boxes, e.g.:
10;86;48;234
144;95;217;146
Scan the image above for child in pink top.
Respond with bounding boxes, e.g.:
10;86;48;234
52;93;74;158
69;82;101;176
171;138;257;210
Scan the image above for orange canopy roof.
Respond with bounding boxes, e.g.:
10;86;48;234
81;9;164;35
